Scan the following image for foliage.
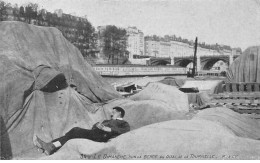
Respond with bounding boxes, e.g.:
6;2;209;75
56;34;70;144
0;0;96;58
24;3;38;23
75;20;96;56
0;0;11;21
102;25;128;64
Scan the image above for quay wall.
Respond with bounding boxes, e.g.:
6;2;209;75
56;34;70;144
93;65;187;77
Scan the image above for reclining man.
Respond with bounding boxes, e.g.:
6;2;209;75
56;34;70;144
33;106;130;155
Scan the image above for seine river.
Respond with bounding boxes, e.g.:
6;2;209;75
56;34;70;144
103;75;187;85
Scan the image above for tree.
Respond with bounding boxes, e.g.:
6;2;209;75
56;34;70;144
164;35;170;42
0;1;11;21
19;6;25;18
75;20;96;58
37;9;47;25
24;3;38;24
45;12;52;26
30;3;38;19
178;36;182;42
25;5;32;23
103;25;128;64
12;3;19;20
152;35;160;41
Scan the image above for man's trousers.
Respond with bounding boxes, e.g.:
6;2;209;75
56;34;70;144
51;127;108;146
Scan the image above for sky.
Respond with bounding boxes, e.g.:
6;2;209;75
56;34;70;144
5;0;260;51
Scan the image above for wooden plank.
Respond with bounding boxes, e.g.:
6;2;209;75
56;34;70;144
223;83;260;93
211;99;254;104
212;92;260;99
230;108;260;113
238;83;245;92
252;99;260;104
246;83;253;92
242;114;260;119
225;83;231;92
251;103;259;106
213;95;222;99
231;83;238;92
221;104;260;110
209;101;260;108
254;83;260;91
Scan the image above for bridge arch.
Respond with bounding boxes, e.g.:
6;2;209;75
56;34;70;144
174;59;193;67
150;57;171;65
201;58;229;70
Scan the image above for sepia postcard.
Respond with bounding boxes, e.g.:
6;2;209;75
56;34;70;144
0;0;260;160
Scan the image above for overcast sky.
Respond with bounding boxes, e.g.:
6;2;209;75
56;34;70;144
5;0;260;51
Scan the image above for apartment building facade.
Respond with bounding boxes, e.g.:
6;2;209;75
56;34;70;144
144;40;160;57
145;40;235;58
126;27;145;59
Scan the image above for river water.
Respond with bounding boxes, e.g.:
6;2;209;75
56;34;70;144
103;75;187;85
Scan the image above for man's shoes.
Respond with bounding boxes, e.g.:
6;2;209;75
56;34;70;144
33;135;56;155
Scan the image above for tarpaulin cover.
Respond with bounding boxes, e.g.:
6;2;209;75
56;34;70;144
103;98;190;130
193;107;260;140
227;46;260;83
6;80;190;159
43;119;260;160
0;21;121;159
158;77;185;88
181;80;224;94
2;88;111;159
131;76;165;87
187;92;211;106
129;82;189;112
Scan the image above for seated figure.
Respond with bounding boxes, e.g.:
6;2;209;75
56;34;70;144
33;107;130;155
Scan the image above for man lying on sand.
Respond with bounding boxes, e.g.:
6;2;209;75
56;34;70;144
33;106;130;155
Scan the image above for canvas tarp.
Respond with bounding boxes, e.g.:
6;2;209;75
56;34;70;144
2;87;111;159
227;46;260;83
3;84;191;159
158;77;185;88
0;21;121;159
42;119;260;160
193;107;260;140
187;92;212;106
131;76;165;88
103;98;190;130
129;82;189;112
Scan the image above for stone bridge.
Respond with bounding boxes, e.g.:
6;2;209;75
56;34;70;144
174;54;240;70
149;57;171;65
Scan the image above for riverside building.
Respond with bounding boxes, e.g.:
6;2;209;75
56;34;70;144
126;27;145;59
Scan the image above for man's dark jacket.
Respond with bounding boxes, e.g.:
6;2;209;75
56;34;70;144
92;119;130;142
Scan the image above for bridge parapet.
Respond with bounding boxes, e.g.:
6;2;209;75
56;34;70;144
174;54;239;70
93;65;187;77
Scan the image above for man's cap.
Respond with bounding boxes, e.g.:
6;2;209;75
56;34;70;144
113;107;125;118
